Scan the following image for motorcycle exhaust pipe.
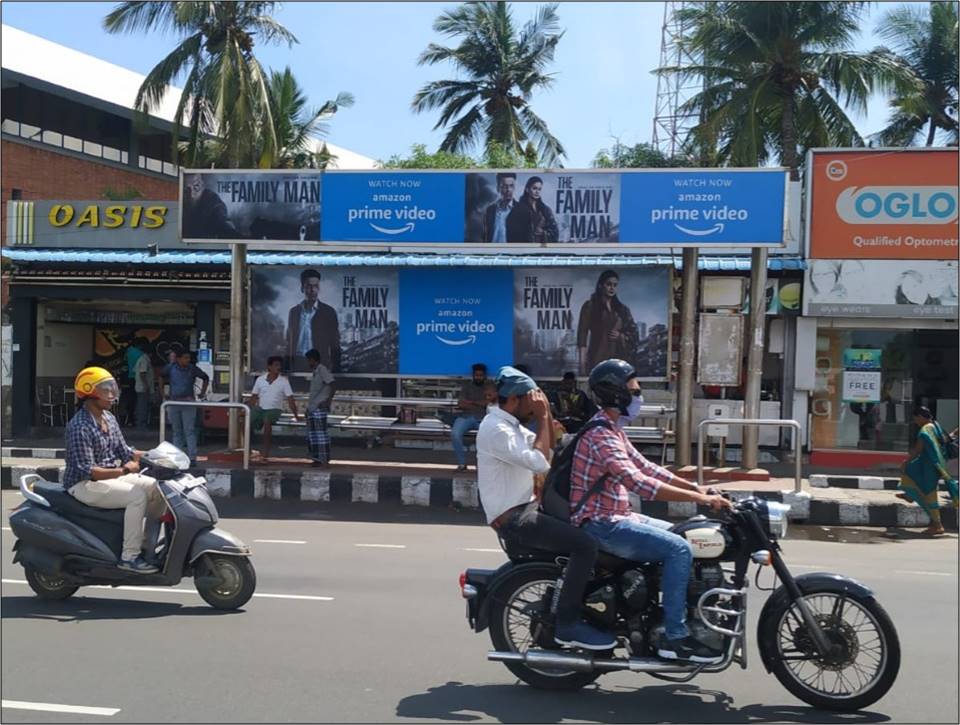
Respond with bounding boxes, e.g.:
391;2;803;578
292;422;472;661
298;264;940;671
487;651;699;674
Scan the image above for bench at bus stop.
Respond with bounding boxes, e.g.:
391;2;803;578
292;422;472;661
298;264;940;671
218;394;676;463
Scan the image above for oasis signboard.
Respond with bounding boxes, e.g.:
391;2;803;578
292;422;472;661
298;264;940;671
180;167;788;248
806;148;959;260
6;200;179;247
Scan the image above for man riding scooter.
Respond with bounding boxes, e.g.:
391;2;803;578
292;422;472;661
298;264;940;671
63;366;165;573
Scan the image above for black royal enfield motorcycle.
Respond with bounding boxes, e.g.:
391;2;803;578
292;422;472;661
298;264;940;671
9;442;256;610
459;496;900;711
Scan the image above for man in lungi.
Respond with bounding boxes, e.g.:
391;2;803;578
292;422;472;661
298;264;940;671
305;348;336;467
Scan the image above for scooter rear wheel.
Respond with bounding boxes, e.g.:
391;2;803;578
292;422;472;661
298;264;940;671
195;554;256;610
24;566;78;601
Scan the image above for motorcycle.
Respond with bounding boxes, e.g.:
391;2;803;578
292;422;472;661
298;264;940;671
9;442;256;610
459;496;900;711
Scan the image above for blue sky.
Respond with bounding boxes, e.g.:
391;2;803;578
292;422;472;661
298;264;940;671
1;1;920;167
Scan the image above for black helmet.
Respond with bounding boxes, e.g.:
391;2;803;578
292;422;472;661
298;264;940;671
589;359;637;414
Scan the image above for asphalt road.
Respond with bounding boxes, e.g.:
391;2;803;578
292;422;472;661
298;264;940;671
1;491;957;724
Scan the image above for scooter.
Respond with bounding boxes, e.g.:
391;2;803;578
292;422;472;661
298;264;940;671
9;442;256;610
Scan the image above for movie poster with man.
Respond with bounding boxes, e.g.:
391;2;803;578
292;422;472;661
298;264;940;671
464;172;620;244
514;267;671;379
250;266;398;373
180;170;321;241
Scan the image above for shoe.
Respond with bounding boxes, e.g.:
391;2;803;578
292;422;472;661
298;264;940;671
118;556;159;574
657;636;723;664
554;620;617;651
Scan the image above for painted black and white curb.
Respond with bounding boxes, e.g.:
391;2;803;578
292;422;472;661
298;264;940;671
3;464;955;529
810;474;951;491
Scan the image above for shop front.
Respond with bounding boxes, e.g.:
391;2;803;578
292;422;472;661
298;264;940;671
800;148;959;467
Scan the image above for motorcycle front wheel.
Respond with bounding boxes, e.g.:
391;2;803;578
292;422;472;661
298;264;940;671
758;588;900;711
195;554;256;610
488;566;602;691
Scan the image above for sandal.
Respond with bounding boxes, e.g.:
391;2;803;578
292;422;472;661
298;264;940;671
894;492;911;502
922;525;946;537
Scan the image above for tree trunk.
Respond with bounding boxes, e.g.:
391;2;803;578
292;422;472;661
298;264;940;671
780;96;800;181
926;118;937;146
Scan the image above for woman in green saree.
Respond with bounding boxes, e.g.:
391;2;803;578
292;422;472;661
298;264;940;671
897;407;959;536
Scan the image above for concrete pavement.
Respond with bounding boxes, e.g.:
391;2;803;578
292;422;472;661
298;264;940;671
1;491;958;723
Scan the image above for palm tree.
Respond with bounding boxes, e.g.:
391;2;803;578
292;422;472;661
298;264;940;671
873;1;958;147
659;2;918;177
262;68;354;168
412;1;566;166
104;1;297;167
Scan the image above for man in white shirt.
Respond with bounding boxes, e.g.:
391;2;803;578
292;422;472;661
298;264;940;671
250;356;300;460
133;340;155;429
476;366;615;651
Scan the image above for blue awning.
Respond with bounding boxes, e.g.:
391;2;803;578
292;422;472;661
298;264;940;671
1;248;806;271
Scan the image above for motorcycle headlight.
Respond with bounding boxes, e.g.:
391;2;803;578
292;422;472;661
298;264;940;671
764;501;791;539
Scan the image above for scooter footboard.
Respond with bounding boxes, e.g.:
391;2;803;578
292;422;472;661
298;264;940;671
9;506;117;563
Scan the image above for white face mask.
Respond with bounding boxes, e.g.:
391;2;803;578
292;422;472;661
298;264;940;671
618;394;644;426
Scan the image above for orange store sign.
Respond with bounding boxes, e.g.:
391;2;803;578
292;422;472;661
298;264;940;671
807;149;959;259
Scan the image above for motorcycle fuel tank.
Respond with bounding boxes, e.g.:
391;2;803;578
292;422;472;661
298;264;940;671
674;522;732;560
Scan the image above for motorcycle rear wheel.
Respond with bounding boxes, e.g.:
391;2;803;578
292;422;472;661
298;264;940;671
758;588;900;711
489;566;602;691
195;554;256;610
24;566;78;601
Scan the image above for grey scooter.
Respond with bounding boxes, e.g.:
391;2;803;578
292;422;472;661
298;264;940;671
9;443;256;610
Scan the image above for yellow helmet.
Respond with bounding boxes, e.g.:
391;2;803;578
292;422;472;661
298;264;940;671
74;367;117;400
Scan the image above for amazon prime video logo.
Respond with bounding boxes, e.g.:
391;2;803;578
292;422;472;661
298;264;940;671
323;172;465;243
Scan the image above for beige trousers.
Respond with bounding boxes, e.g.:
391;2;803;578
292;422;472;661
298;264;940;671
69;473;166;561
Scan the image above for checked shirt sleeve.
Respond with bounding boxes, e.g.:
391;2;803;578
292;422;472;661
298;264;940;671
67;424;98;482
590;427;664;500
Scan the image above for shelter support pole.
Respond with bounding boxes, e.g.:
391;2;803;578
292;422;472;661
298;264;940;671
676;247;698;467
228;244;246;450
742;246;769;470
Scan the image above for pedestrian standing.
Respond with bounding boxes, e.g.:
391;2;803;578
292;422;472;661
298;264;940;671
305;348;336;467
123;337;144;425
133;340;155;429
161;350;209;466
250;356;300;461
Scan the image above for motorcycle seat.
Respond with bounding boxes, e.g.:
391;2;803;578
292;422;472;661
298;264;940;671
34;481;126;526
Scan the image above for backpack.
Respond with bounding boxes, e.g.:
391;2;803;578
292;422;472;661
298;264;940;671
936;423;959;460
540;418;615;523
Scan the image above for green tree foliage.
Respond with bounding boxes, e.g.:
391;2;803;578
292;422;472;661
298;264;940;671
592;141;693;168
658;2;918;177
873;1;958;146
412;2;566;166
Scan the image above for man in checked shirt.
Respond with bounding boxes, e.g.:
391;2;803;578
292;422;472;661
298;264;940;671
570;359;733;664
63;367;166;574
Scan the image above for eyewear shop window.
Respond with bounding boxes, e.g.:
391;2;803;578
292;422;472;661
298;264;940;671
811;328;959;453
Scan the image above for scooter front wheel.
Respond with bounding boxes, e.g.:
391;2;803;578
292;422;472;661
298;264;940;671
195;554;256;610
24;566;78;601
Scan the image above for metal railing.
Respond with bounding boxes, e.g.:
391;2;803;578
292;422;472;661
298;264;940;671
697;418;802;493
159;401;252;470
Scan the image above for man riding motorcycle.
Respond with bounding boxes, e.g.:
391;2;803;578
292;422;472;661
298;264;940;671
62;366;166;573
570;359;733;663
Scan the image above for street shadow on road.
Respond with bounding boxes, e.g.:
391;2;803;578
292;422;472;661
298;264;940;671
0;595;240;622
395;681;891;724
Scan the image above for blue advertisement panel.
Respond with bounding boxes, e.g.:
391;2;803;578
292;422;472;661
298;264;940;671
322;172;465;243
620;170;786;245
399;269;514;375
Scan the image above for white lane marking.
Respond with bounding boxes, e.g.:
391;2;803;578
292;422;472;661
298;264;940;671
893;570;953;577
462;548;503;553
1;578;333;602
1;527;11;531
354;543;406;549
2;699;120;716
253;539;307;545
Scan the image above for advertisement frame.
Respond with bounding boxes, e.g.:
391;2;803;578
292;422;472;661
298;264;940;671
803;147;959;261
179;167;790;250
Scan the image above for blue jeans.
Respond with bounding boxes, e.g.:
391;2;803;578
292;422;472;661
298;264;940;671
135;391;151;429
451;415;480;466
168;405;198;461
582;515;693;640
